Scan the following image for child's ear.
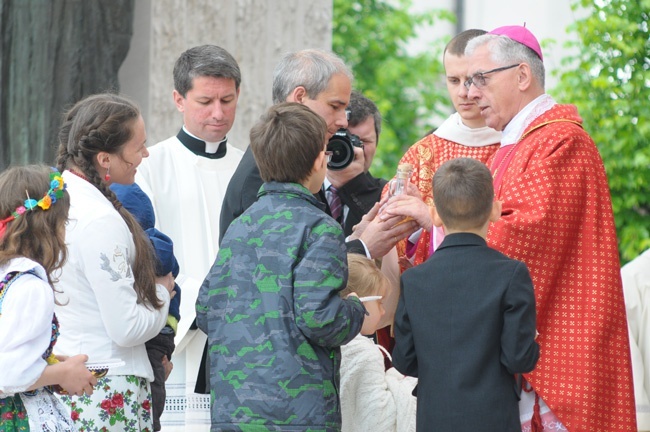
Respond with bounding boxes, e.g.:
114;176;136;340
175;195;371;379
489;200;502;222
313;151;326;171
431;206;444;228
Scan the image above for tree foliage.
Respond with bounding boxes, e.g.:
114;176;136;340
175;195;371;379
332;0;454;179
552;0;650;263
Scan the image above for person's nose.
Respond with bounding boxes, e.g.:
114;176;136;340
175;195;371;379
142;146;150;158
458;82;469;99
335;110;348;129
211;103;225;120
467;84;480;100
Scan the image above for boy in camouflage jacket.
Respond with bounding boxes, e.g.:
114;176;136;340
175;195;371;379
196;102;366;431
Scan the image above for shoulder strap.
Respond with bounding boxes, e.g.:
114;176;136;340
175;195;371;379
0;269;39;314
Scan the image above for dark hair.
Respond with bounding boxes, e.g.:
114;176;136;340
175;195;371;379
173;44;241;97
272;49;353;104
444;29;487;57
348;90;382;144
433;157;494;230
0;165;70;288
339;253;387;299
250;102;327;184
55;93;162;309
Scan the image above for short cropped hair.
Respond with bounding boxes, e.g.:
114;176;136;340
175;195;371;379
348;90;382;144
173;45;241;97
271;49;353;104
433;158;494;230
339;253;388;299
466;34;545;89
444;29;487;57
250;102;327;184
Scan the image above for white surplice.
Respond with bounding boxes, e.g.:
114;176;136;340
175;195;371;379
136;135;243;431
622;249;650;431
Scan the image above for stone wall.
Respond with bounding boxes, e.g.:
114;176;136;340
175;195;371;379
119;0;333;150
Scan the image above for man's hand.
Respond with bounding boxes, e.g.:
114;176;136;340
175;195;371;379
350;201;419;259
380;194;433;232
327;146;365;188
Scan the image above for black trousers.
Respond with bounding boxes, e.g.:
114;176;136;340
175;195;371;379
145;331;176;431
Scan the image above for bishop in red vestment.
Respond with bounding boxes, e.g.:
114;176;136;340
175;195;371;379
465;26;636;431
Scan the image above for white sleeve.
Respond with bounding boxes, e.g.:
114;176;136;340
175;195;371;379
0;274;53;395
340;336;397;431
622;251;650;429
77;213;170;347
385;367;418;432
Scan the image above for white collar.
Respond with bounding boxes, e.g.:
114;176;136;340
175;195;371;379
433;112;502;147
501;94;556;146
181;126;227;154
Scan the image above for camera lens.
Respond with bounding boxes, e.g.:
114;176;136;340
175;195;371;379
327;129;355;170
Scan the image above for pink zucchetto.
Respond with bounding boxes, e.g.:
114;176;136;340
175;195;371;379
490;25;543;61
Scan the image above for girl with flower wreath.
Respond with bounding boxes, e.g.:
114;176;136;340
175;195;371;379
54;93;175;431
0;164;97;431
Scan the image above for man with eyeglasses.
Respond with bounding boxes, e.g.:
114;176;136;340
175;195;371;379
465;25;636;431
372;29;502;374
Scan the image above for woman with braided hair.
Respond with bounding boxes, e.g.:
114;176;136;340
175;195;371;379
54;93;174;431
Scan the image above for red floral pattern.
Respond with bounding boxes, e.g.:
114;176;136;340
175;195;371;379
61;374;153;432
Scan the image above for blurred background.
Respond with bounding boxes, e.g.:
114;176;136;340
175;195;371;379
0;0;647;261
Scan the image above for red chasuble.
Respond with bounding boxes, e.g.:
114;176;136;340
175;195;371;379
487;104;636;431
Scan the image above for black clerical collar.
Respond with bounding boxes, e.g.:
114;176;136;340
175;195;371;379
176;128;228;159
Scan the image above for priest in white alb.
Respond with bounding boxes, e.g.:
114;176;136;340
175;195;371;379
136;44;244;432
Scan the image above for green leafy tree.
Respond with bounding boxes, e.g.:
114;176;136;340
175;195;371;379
552;0;650;263
333;0;454;179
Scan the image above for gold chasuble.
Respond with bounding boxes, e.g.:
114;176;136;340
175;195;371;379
387;133;499;268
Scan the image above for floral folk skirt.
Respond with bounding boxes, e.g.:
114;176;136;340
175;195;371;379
59;375;153;432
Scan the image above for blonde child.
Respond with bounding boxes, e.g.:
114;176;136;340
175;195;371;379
339;253;417;432
0;164;97;431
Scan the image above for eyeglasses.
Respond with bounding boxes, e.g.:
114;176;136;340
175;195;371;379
324;150;333;163
464;64;521;90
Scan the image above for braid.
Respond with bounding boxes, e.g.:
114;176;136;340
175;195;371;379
56;93;164;310
81;158;161;308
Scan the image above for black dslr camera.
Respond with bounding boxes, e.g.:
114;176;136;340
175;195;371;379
327;128;363;170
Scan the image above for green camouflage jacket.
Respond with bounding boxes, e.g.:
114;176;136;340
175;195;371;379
196;181;365;431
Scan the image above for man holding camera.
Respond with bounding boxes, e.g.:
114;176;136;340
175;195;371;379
219;49;416;253
325;90;388;236
205;49;418;394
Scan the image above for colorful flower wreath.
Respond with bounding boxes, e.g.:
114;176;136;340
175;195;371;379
0;168;67;238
